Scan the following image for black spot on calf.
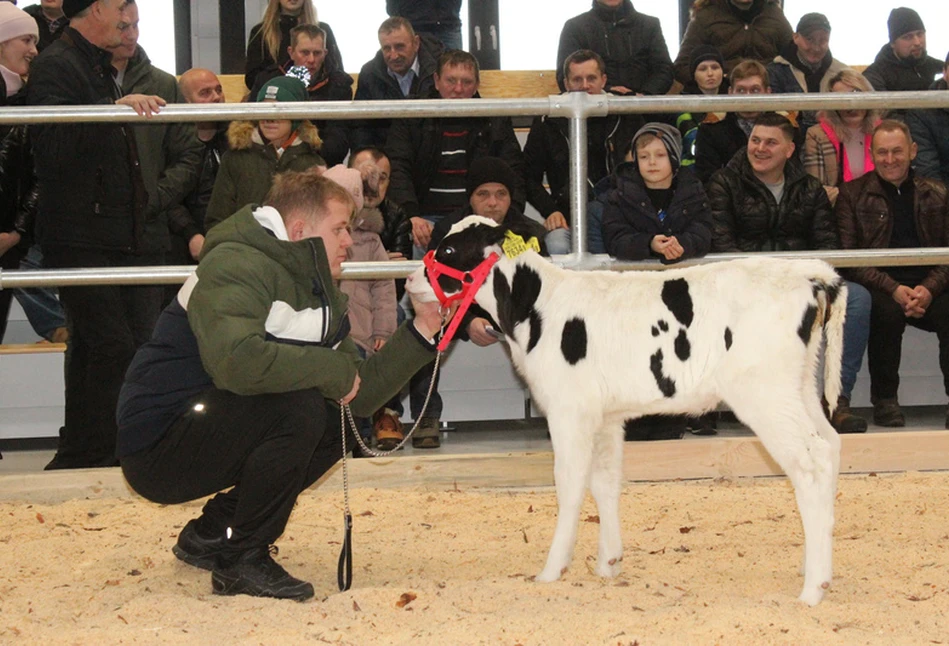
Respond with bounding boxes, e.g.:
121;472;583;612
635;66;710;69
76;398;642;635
724;327;733;350
798;304;818;345
527;309;543;353
494;266;543;338
674;329;691;361
661;278;694;328
650;349;676;397
658;319;669;332
561;318;587;365
651;325;659;337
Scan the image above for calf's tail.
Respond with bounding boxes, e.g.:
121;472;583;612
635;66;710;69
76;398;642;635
820;277;847;416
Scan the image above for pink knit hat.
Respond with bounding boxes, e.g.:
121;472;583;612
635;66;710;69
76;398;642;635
0;3;38;45
322;165;364;212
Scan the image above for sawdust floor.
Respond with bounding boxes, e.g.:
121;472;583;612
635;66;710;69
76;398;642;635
1;471;947;645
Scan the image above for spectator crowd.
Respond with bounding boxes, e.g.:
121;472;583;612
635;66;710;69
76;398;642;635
1;0;948;602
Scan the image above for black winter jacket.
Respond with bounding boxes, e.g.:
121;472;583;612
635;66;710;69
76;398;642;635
386;0;461;30
602;164;712;262
523;112;640;219
167;126;229;251
694;112;749;184
906;78;949;187
708;149;838;253
23;4;66;52
27;27;148;254
244;16;343;90
378;197;413;300
385;95;525;218
0;80;36;247
863;45;943;93
350;34;444;150
556;0;674;96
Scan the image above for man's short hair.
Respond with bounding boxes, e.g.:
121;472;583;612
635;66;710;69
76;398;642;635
379;16;415;38
730;59;770;88
753;112;796;141
436;49;480;84
562;49;606;79
290;24;325;49
348;146;388;167
872;119;913;146
266;170;355;224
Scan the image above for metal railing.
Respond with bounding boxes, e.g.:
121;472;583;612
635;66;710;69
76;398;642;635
2;89;949;290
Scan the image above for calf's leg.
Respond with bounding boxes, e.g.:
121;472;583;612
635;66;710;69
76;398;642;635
588;423;624;578
537;413;594;582
724;385;836;606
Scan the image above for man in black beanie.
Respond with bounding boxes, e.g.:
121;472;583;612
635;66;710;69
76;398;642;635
427;156;548;345
864;7;943;93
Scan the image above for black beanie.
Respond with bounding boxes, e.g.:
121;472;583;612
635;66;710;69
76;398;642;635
466;157;517;198
887;7;925;43
689;45;725;80
63;0;97;19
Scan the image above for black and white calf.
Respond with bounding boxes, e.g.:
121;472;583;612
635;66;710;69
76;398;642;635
407;216;846;606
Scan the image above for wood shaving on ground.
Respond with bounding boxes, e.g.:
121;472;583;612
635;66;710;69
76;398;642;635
0;472;947;644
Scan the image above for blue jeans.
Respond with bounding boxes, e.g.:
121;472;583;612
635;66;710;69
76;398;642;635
841;280;871;401
419;24;463;50
13;245;67;340
543;201;606;255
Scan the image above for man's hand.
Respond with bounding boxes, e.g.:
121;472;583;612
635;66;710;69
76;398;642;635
545;211;569;232
373;337;386;351
188;234;205;261
387;250;405;260
0;231;21;257
906;285;933;318
340;373;360;405
117;94;166;118
892;284;920;316
410;297;457;340
467;317;499;346
610;85;634;95
410;216;433;249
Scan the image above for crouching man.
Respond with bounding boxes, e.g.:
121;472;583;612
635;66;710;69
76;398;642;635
116;170;444;601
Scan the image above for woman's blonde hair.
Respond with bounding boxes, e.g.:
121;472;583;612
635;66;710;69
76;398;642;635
819;69;880;136
259;0;318;65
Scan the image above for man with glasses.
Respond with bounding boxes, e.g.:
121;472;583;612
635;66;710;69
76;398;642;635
694;60;772;183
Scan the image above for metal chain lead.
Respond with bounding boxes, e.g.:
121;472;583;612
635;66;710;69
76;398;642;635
338;312;449;520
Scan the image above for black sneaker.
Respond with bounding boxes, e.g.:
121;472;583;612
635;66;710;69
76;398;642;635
211;545;314;601
172;519;225;571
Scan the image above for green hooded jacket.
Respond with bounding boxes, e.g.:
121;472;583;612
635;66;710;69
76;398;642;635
188;204;435;416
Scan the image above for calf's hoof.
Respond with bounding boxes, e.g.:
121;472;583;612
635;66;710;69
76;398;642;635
798;583;828;607
535;566;567;583
595;556;622;579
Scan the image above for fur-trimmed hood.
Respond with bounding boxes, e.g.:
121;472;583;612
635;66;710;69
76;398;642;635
226;119;322;151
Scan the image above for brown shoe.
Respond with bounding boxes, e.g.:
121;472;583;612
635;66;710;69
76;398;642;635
830;397;867;434
373;408;404;451
412;417;441;449
873;399;905;427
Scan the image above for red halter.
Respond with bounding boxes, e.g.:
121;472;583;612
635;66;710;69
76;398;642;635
422;250;500;352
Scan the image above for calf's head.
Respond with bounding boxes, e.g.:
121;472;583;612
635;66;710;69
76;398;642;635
406;215;510;304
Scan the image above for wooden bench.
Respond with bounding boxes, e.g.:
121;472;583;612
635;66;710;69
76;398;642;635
220;70;561;102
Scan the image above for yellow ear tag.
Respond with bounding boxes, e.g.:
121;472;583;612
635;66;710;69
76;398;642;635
502;231;541;259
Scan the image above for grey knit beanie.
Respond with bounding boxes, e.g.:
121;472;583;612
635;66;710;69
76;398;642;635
631;122;683;173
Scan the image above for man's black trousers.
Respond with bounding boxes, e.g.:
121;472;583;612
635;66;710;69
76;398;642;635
121;387;347;556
